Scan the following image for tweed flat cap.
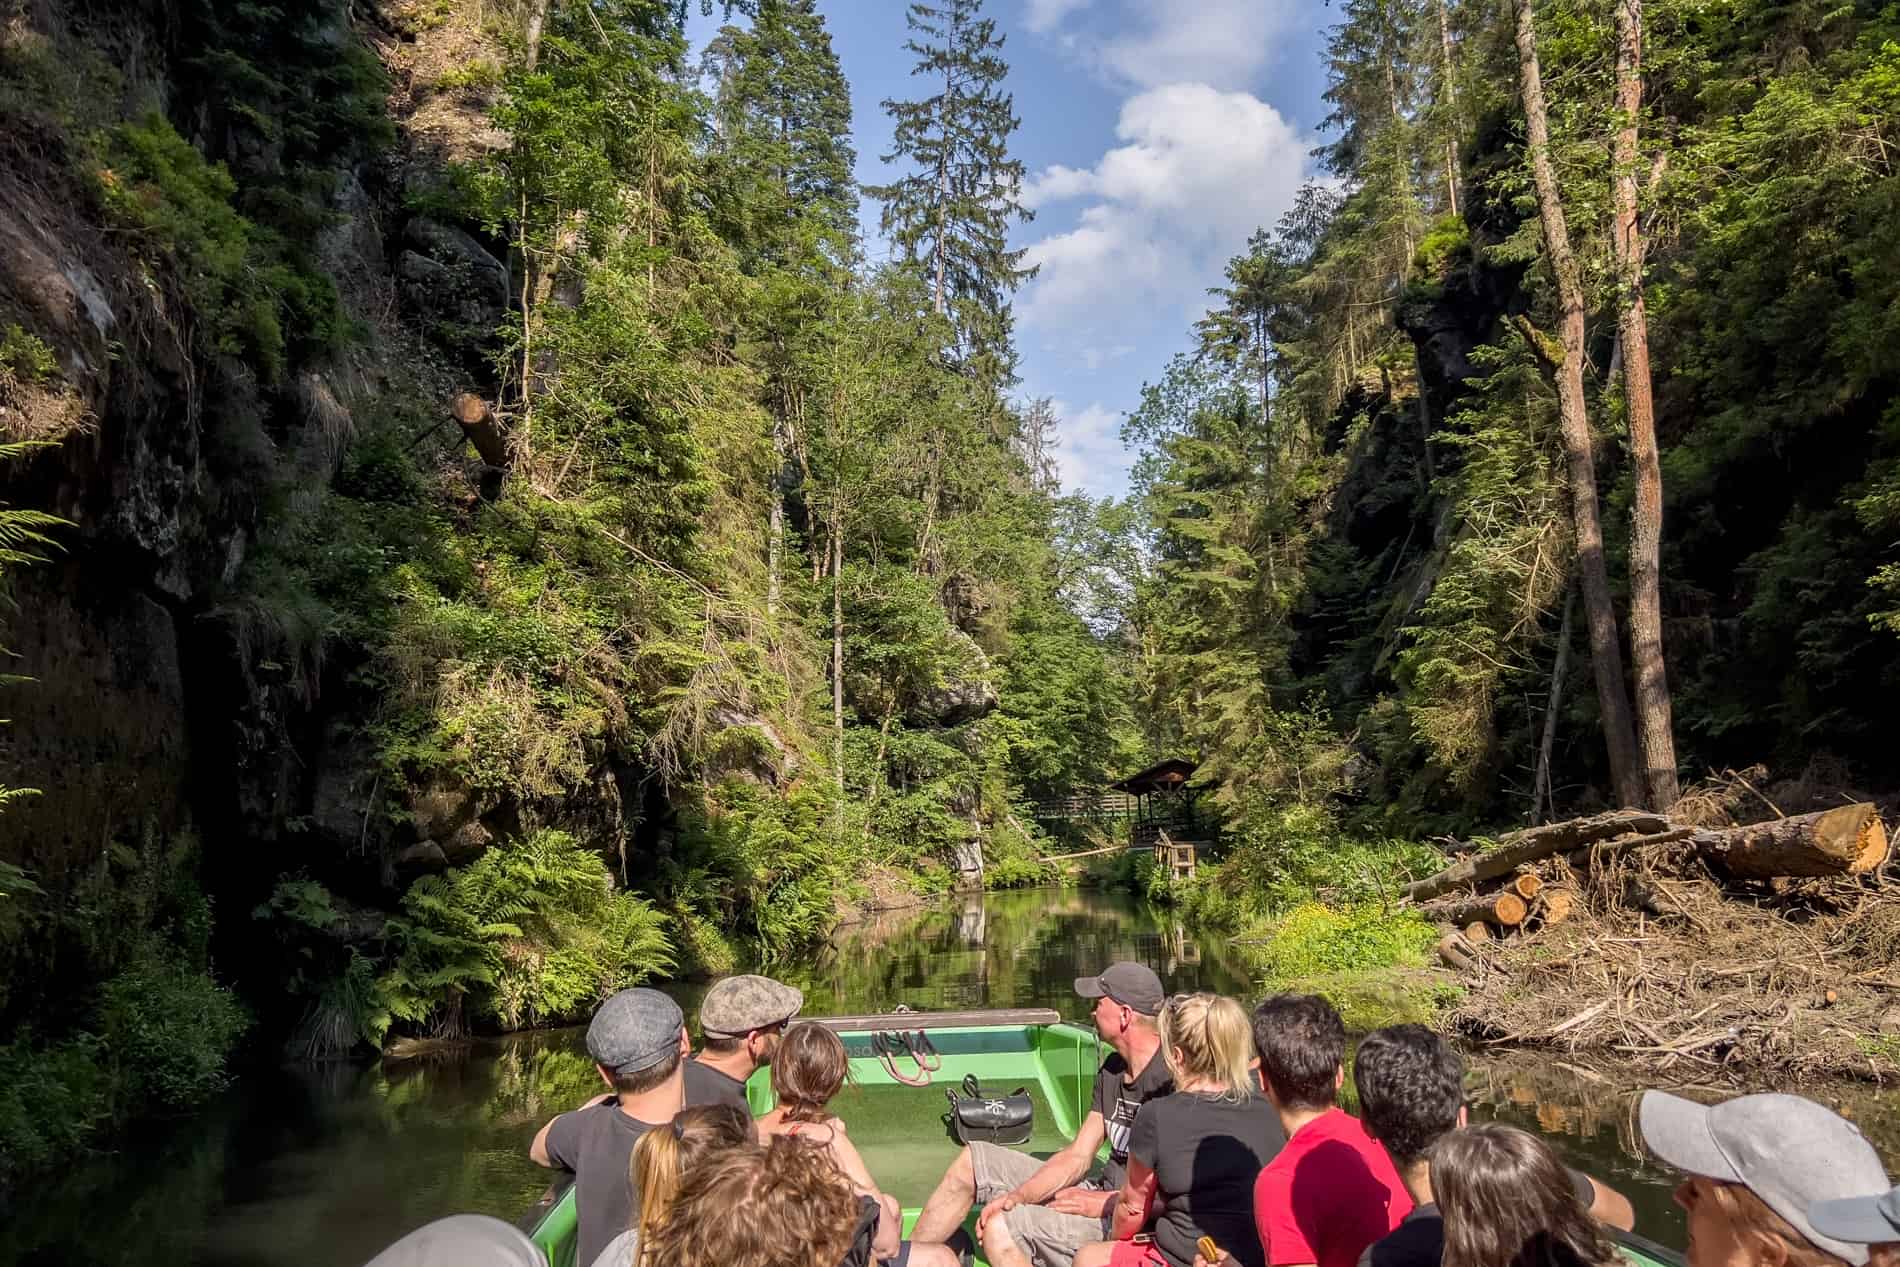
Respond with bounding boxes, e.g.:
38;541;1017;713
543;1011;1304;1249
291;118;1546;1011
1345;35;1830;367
699;975;804;1039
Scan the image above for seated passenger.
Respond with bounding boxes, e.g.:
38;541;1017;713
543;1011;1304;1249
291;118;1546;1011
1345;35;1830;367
1430;1124;1620;1267
528;988;691;1267
641;1135;880;1267
1073;992;1286;1267
1641;1091;1890;1267
1351;1024;1632;1267
589;1102;756;1267
1248;995;1411;1267
685;974;804;1110
911;962;1175;1267
756;1023;958;1267
1812;1184;1900;1267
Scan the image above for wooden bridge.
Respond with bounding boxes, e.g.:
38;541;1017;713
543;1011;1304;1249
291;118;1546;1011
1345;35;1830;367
1029;758;1209;877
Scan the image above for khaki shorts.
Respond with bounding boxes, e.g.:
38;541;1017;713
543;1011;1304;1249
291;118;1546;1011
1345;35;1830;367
969;1141;1111;1267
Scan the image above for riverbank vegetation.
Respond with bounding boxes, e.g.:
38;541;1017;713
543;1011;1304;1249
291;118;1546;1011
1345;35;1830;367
5;0;1900;1181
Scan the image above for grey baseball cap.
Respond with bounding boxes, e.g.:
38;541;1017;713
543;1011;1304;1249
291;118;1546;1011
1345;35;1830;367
586;988;684;1076
363;1214;543;1267
699;974;804;1039
1075;962;1166;1015
1641;1091;1890;1264
1811;1186;1900;1246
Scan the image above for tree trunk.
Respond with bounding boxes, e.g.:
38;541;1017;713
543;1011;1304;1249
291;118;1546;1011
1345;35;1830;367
1533;584;1576;823
1612;0;1678;810
1694;804;1888;879
524;0;551;71
1404;808;1672;901
1421;890;1529;927
831;505;845;827
1536;888;1577;927
452;392;510;468
1436;0;1462;214
1509;0;1646;809
1511;872;1543;900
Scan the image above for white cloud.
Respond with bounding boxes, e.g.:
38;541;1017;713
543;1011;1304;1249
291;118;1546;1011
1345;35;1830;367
1049;399;1128;496
1017;83;1313;333
1023;0;1094;34
1028;0;1293;91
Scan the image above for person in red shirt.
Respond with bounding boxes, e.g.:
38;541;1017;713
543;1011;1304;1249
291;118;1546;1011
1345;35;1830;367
1243;995;1412;1267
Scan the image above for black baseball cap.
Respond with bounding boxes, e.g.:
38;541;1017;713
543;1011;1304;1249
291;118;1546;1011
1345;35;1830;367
1075;962;1166;1015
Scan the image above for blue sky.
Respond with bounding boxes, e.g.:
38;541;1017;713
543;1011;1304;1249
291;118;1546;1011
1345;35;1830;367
688;1;1333;498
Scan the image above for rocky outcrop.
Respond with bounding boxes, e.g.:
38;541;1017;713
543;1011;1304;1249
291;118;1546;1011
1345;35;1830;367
397;217;510;333
906;629;1000;727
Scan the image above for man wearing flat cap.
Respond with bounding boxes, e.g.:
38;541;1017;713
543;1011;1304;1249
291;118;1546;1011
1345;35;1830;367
529;988;691;1267
912;961;1175;1267
684;973;804;1111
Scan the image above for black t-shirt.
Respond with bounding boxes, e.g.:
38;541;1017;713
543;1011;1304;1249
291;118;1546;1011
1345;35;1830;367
543;1102;662;1267
1129;1092;1286;1267
1356;1170;1598;1267
1091;1048;1176;1188
683;1057;750;1112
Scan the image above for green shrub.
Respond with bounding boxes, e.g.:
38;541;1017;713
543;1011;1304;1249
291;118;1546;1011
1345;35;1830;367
1247;902;1437;980
0;325;58;387
95;954;250;1110
0;1034;110;1179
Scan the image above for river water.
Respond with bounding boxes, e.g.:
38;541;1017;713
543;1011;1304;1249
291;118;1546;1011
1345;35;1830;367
10;888;1898;1266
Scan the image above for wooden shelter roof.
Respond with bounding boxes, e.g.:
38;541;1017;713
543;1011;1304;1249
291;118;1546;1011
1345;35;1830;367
1108;757;1199;795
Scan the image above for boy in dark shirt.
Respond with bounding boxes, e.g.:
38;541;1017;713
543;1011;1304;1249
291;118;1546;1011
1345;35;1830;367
1351;1025;1634;1267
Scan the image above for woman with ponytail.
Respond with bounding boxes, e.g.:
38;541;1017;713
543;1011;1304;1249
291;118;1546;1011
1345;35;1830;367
1075;993;1288;1267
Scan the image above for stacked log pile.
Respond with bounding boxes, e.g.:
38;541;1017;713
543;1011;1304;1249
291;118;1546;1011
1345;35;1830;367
1415;798;1900;1081
1414;804;1888;972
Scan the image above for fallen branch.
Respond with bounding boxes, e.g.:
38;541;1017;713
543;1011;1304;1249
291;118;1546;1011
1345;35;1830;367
1404;809;1672;902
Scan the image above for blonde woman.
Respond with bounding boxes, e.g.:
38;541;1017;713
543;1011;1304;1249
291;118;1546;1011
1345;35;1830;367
1074;993;1288;1267
588;1102;755;1267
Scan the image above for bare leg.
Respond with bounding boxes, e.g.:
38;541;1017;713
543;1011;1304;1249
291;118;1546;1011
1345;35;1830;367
981;1216;1033;1267
1072;1244;1117;1267
902;1246;963;1267
912;1146;977;1243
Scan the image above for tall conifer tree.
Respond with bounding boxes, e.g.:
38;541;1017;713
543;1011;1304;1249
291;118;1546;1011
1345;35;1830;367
869;0;1036;373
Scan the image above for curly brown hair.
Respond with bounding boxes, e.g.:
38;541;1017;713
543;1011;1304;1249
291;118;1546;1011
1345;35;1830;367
1696;1180;1853;1267
1434;1123;1621;1267
642;1135;864;1267
770;1023;849;1123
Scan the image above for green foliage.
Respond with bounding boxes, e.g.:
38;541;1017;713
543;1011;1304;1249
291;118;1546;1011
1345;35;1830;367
94;114;336;380
1244;901;1436;980
381;831;673;1037
0;1034;109;1180
0;326;58;387
94;952;250;1110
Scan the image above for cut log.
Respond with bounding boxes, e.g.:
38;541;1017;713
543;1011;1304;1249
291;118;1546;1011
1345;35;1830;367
452;392;511;468
1438;932;1479;973
1463;920;1492;944
1692;804;1887;879
1403;809;1672;902
1537;889;1576;927
1420;891;1528;928
1513;873;1544;900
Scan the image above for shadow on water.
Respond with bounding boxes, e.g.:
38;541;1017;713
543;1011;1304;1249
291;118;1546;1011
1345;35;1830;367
8;888;1898;1265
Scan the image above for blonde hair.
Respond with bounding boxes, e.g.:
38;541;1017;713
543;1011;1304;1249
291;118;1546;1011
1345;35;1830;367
629;1103;755;1261
1159;993;1256;1101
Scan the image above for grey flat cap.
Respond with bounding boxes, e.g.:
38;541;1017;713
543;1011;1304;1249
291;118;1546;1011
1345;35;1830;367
1641;1091;1890;1265
1075;962;1165;1015
362;1215;543;1267
1811;1186;1900;1247
587;988;684;1076
699;975;803;1039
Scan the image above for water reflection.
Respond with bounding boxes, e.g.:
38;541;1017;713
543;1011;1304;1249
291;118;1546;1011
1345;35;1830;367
8;888;1898;1267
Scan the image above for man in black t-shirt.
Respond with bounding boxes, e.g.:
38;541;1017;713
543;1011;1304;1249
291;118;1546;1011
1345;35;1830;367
1350;1026;1635;1267
911;962;1175;1267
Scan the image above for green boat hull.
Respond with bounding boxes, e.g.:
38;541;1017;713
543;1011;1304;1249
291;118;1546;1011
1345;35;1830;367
519;1016;1682;1267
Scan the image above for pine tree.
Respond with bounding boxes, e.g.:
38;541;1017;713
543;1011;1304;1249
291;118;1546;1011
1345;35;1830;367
704;0;858;261
869;0;1036;373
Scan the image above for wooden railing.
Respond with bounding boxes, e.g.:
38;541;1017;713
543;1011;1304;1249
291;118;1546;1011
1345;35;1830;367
1024;791;1139;821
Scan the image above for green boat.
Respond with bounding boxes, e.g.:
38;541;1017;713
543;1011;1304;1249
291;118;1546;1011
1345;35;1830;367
518;1009;1683;1267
